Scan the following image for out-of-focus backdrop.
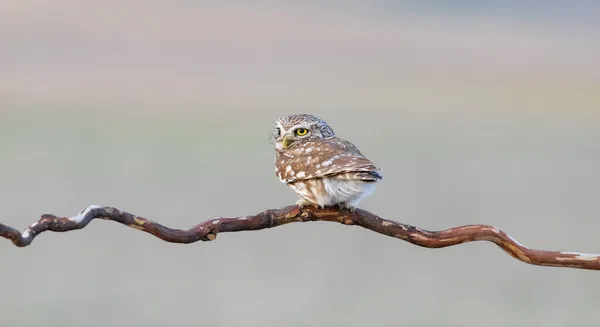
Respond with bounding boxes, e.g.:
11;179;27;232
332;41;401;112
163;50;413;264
1;1;599;326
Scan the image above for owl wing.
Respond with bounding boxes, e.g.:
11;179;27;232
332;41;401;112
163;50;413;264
276;137;382;183
334;171;383;182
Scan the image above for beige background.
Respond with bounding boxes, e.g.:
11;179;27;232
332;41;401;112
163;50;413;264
1;1;599;326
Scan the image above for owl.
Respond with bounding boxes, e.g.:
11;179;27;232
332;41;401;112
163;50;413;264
272;114;382;210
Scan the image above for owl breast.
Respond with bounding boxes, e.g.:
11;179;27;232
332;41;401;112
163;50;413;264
289;176;377;207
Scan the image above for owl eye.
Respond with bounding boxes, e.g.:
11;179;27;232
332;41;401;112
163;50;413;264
295;128;309;136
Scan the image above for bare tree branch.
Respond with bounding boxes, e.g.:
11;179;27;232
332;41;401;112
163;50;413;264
1;205;599;270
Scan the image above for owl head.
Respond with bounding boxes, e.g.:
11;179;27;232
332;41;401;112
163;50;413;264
272;114;335;151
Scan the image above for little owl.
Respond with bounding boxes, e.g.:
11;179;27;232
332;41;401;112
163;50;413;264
272;114;382;210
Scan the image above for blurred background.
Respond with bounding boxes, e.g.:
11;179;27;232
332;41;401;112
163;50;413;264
1;1;599;326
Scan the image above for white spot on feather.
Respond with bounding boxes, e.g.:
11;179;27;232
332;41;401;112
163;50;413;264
212;220;220;224
296;172;306;178
285;165;292;172
305;147;313;153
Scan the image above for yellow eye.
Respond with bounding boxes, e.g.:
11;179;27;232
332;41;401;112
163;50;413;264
295;128;308;136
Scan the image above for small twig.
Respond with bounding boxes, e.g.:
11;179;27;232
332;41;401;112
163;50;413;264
1;205;599;270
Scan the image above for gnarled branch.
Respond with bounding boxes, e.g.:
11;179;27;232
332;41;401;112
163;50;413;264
1;205;599;270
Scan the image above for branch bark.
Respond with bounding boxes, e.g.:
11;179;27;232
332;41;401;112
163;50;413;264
1;205;599;270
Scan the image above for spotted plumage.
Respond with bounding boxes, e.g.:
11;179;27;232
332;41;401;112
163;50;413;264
272;114;382;209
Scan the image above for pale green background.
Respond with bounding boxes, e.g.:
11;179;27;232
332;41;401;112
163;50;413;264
1;1;600;326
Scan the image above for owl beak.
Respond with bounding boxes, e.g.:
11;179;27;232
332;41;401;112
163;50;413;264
282;135;294;148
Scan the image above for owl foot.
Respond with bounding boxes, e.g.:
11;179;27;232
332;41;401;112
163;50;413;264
296;198;318;210
338;203;356;214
